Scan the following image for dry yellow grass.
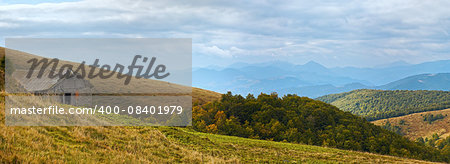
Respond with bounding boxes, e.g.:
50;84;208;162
372;108;450;140
0;102;440;163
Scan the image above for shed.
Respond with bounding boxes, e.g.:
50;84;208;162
12;69;94;106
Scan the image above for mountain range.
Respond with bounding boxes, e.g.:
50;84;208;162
193;60;450;97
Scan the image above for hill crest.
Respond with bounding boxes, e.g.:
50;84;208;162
317;89;450;121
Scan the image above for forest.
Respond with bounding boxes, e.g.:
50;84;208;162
317;89;450;120
192;92;449;162
416;134;450;155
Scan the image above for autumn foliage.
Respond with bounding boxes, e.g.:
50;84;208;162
193;92;449;162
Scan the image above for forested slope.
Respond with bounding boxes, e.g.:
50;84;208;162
317;89;450;121
192;92;449;162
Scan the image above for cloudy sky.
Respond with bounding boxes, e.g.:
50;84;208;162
1;0;449;68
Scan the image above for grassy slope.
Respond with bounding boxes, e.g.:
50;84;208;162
0;106;437;163
160;127;439;163
372;108;450;141
1;92;442;163
1;47;222;105
317;89;450;121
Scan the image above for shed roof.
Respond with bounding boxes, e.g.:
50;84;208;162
12;69;93;92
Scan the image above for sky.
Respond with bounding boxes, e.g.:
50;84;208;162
0;0;449;68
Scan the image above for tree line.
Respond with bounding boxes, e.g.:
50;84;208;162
422;113;447;124
416;134;450;158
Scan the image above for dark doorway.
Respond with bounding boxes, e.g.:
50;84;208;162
64;93;71;104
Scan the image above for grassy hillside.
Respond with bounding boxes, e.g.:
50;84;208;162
0;47;222;105
1;94;441;163
372;109;450;158
372;108;450;141
317;89;450;121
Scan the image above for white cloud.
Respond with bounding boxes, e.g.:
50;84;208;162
196;44;233;58
0;22;18;28
0;0;449;67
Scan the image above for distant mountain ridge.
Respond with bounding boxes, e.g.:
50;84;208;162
378;73;450;91
332;60;450;85
194;60;450;97
374;60;411;68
